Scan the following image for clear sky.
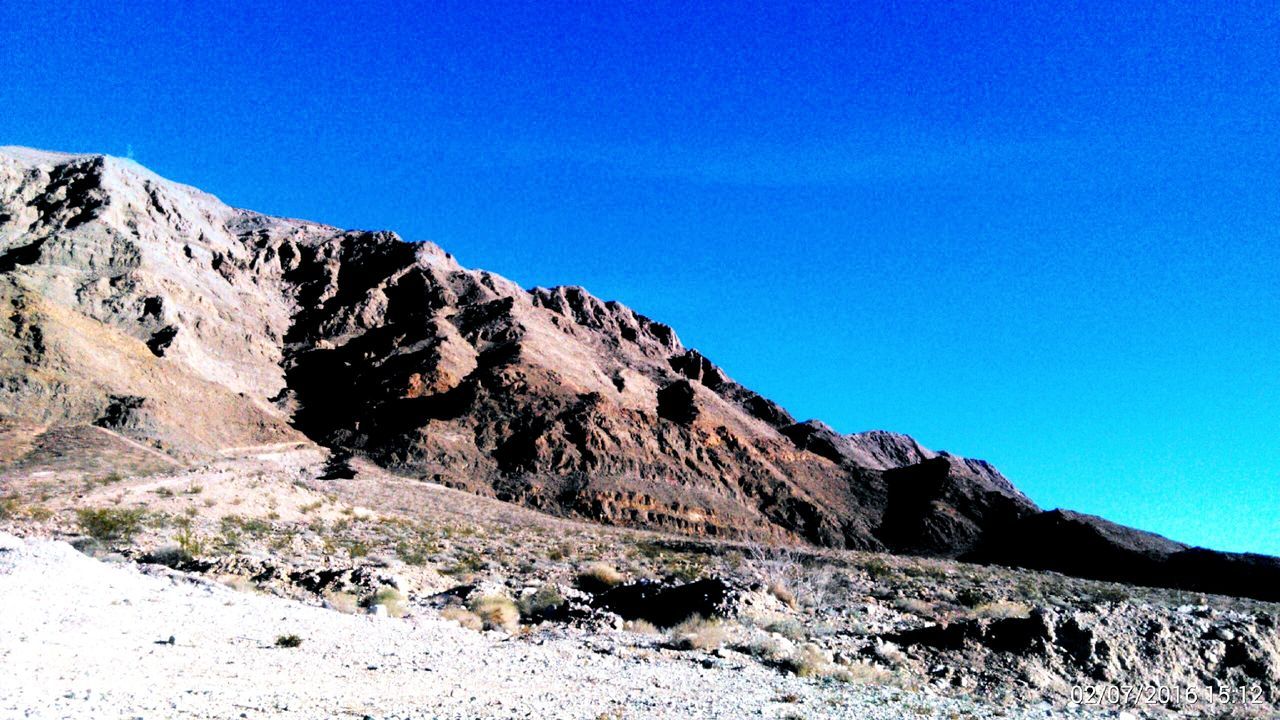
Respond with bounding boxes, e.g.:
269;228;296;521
2;2;1277;554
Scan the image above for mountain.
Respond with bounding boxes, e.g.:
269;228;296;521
2;146;1276;600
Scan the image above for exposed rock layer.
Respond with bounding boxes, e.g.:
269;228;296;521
2;147;1275;601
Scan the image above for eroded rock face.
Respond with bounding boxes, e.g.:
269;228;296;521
890;604;1280;707
2;147;1277;602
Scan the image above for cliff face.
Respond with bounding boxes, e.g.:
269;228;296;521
3;147;1276;600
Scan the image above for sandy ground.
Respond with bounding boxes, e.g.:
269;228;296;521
0;532;1113;720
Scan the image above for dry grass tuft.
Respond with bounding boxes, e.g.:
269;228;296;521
970;600;1032;620
668;615;727;651
576;562;625;592
323;591;360;614
441;606;484;631
469;594;519;631
368;586;406;618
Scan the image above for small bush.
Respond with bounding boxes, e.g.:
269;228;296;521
863;558;894;581
738;633;794;662
0;496;18;519
971;601;1032;620
781;643;832;677
668;615;727;651
764;618;807;642
441;606;484;631
894;597;934;617
77;507;146;543
833;661;894;685
576;562;624;593
518;584;566;620
174;524;205;559
468;594;519;631
767;581;797;609
275;634;302;648
623;619;660;635
324;591;360;614
367;586;405;617
955;586;990;608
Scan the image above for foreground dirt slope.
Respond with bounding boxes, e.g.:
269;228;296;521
1;146;1277;602
3;450;1276;719
1;530;1099;720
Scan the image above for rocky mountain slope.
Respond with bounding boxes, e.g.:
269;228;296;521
1;146;1275;601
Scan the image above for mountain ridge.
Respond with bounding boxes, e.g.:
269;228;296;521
2;146;1276;601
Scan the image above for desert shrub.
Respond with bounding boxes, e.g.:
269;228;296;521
174;523;206;559
442;551;485;576
781;643;833;677
833;661;894;685
623;619;660;635
955;586;991;608
221;514;270;538
344;539;370;558
746;544;837;608
894;597;934;617
468;594;519;631
862;557;894;582
518;584;566;620
324;591;360;614
764;618;807;641
26;505;54;521
737;632;794;662
576;562;625;592
668;615;727;651
395;537;437;566
1092;585;1130;603
971;601;1032;620
77;507;146;543
366;586;405;617
274;634;302;648
873;640;909;667
0;496;17;519
441;606;484;631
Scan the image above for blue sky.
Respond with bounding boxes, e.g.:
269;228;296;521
2;2;1277;554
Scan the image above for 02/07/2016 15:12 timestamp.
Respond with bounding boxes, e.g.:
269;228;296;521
1071;684;1264;707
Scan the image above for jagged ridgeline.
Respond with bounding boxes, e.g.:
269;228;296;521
1;147;1276;600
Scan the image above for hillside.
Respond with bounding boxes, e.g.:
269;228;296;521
1;146;1276;602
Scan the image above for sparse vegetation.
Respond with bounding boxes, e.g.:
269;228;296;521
174;522;206;559
576;562;624;592
76;506;146;543
518;584;566;620
468;594;519;631
367;586;405;617
970;600;1032;620
440;606;484;631
623;619;659;635
274;634;302;648
323;591;359;614
668;615;727;651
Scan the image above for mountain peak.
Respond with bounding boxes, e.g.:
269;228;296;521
3;149;1277;602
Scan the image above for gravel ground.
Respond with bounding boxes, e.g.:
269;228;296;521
0;533;1110;719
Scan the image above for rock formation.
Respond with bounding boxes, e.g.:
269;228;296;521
2;146;1276;601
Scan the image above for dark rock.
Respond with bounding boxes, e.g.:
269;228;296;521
592;577;743;628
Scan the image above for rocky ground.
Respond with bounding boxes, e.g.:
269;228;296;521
2;447;1276;719
0;531;1111;720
